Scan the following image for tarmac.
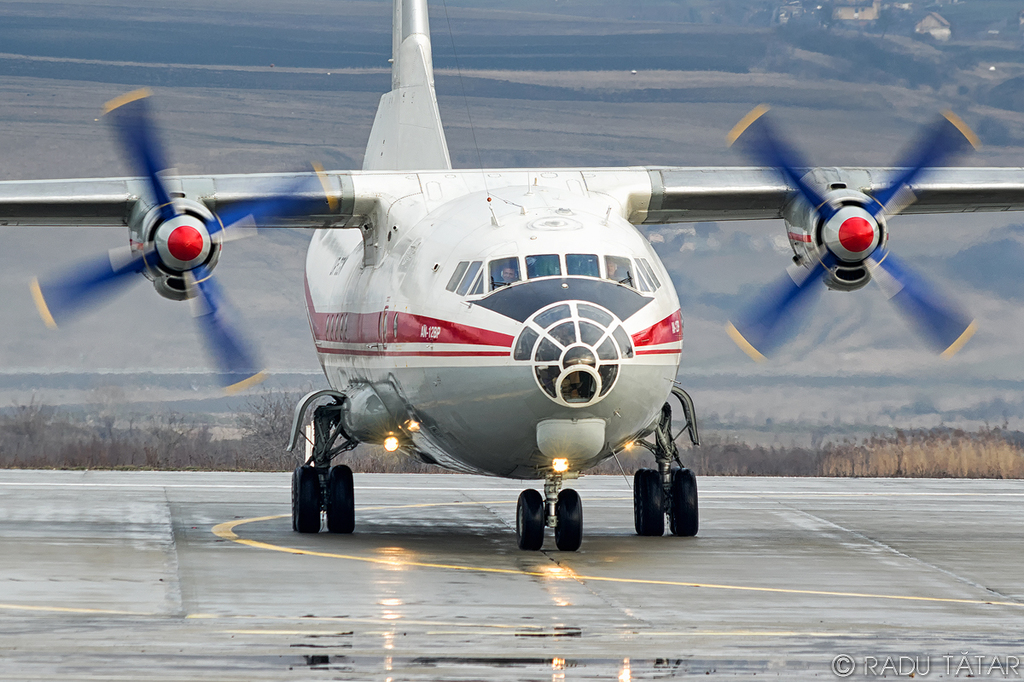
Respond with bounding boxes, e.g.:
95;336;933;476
0;470;1022;680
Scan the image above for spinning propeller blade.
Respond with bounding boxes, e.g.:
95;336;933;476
103;89;178;223
869;252;977;357
869;111;980;217
727;104;835;222
726;106;979;359
30;246;149;328
726;255;832;361
188;265;266;393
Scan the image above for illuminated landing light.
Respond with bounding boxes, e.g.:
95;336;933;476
383;436;400;452
625;441;635;451
552;458;569;473
405;420;420;432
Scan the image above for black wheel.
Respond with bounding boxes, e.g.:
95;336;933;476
516;489;545;550
633;468;665;536
554;488;583;552
291;465;321;533
669;468;699;537
326;465;355;534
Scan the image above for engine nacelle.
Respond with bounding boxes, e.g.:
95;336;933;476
783;185;888;293
127;198;223;301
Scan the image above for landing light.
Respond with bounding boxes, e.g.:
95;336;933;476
552;458;569;473
383;436;400;452
406;420;420;432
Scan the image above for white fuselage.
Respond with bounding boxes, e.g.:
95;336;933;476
304;174;683;478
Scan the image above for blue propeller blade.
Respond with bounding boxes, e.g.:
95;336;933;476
726;254;834;361
103;89;178;223
189;265;266;392
206;176;328;236
31;247;150;328
869;112;980;217
727;104;836;222
871;252;976;357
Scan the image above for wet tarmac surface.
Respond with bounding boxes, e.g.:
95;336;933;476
1;471;1023;680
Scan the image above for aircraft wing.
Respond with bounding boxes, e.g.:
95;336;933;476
0;173;356;227
1;166;1024;227
641;166;1024;224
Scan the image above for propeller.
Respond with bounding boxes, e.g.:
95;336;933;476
725;105;979;361
31;88;324;392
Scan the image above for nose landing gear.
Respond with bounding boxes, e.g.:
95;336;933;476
516;471;583;552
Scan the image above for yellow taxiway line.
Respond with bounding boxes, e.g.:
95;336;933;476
214;514;1024;610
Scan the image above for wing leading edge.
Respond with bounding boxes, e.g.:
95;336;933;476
1;166;1024;228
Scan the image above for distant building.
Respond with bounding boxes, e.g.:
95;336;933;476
832;0;881;22
775;0;807;25
916;12;951;41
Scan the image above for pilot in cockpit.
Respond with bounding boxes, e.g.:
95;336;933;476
490;257;521;289
606;256;634;288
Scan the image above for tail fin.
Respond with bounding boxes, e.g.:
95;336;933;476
362;0;452;171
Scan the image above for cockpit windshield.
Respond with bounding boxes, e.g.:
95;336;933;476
566;254;600;277
448;253;661;297
489;257;521;290
526;254;561;279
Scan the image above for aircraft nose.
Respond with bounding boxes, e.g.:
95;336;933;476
511;300;634;408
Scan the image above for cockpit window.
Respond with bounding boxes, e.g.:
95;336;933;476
525;254;561;279
639;258;661;289
489;257;521;290
446;261;469;292
605;256;634;288
566;254;599;277
634;263;652;292
469;273;484;295
456;261;482;296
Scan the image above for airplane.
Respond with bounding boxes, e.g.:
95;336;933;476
2;0;1024;552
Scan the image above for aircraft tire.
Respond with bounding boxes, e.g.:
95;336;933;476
554;488;583;552
292;465;321;533
516;489;545;550
669;467;699;537
326;465;355;534
633;468;665;536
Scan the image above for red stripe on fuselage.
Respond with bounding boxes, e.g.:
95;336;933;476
788;231;813;243
314;346;510;357
632;310;683;347
304;276;514;349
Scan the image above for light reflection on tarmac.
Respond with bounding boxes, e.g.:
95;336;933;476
0;471;1022;680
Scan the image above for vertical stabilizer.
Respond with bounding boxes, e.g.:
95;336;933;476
362;0;452;171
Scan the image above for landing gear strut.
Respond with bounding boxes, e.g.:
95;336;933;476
287;390;359;534
633;386;700;538
516;471;583;552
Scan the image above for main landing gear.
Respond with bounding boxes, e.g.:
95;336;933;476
287;390;359;534
635;387;701;538
516;471;583;552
